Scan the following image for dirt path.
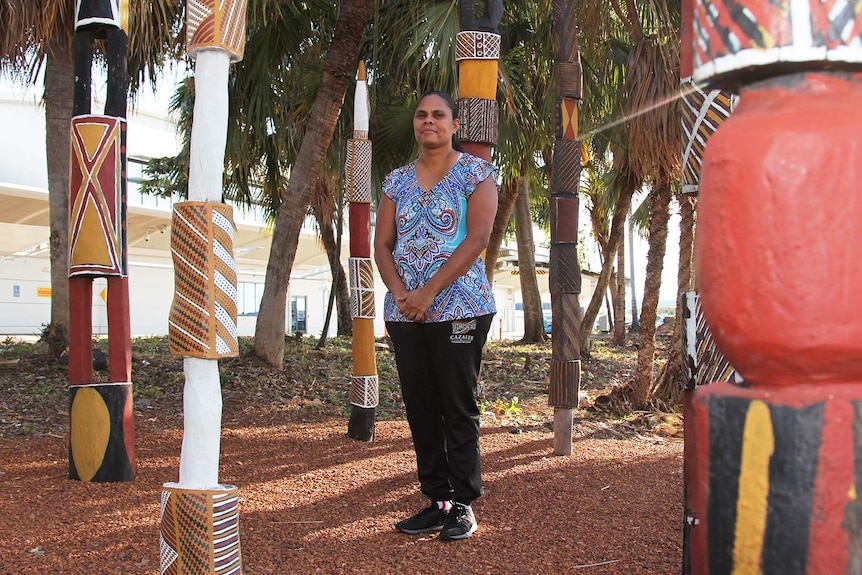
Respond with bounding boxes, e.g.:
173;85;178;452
0;411;683;575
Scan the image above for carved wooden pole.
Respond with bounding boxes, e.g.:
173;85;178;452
68;0;135;483
159;1;247;573
686;0;862;572
455;0;502;162
678;5;739;564
547;0;582;456
346;63;378;442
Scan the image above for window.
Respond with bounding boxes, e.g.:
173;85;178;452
127;156;174;210
237;282;265;316
290;295;307;333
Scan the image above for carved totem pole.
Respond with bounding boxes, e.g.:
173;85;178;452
685;0;862;572
547;0;583;456
678;7;740;568
68;0;135;483
346;63;378;442
159;1;246;573
455;0;502;163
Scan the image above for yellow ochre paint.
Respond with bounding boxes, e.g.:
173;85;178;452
458;60;498;99
70;387;111;481
732;400;774;575
71;197;113;266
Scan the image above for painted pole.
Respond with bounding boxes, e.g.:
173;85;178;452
455;0;502;163
159;1;246;573
685;0;862;572
678;9;740;567
68;0;135;483
547;0;583;456
346;62;378;442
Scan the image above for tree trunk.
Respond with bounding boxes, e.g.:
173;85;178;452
484;178;518;283
316;213;352;344
579;185;634;358
612;229;626;345
653;193;696;405
43;37;74;356
628;215;640;333
513;175;547;343
253;0;375;368
314;187;351;344
631;173;672;408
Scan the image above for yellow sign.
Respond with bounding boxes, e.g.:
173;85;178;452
100;288;107;302
37;287;51;298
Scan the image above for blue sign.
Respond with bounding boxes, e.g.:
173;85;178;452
13;285;19;297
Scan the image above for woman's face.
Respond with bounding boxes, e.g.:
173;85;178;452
413;94;459;150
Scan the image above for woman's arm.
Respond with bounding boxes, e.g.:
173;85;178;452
373;195;412;315
398;177;498;320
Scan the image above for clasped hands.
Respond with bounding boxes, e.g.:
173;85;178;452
394;286;435;323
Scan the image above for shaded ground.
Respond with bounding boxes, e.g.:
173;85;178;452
0;335;683;574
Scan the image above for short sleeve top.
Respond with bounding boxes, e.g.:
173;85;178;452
382;152;498;323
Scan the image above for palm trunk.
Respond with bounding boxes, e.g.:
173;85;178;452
316;200;351;345
44;37;74;356
579;185;634;358
484;178;518;283
652;193;696;405
628;215;640;333
514;175;547;342
632;173;672;408
254;0;375;368
612;230;626;344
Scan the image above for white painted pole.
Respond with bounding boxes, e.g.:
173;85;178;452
178;48;231;488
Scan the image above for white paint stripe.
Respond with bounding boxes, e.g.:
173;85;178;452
168;321;211;350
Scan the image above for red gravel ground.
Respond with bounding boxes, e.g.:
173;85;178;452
0;410;683;575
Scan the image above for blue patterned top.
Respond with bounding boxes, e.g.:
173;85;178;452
382;153;498;323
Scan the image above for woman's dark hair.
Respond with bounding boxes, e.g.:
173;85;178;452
419;90;459;119
418;90;463;151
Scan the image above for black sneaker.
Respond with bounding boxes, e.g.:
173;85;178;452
395;504;446;534
439;503;477;541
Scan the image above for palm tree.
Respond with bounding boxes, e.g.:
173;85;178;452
0;1;182;355
620;7;681;409
494;2;555;343
253;0;376;367
652;192;695;405
572;4;636;358
575;0;680;402
142;0;373;367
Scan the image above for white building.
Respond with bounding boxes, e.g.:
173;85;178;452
0;81;603;341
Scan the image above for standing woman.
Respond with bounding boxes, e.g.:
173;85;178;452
375;91;498;541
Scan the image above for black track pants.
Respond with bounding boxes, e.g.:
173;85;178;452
386;314;493;505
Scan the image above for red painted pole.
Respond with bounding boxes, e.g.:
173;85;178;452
107;275;131;383
68;277;94;386
67;2;135;483
685;0;862;571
